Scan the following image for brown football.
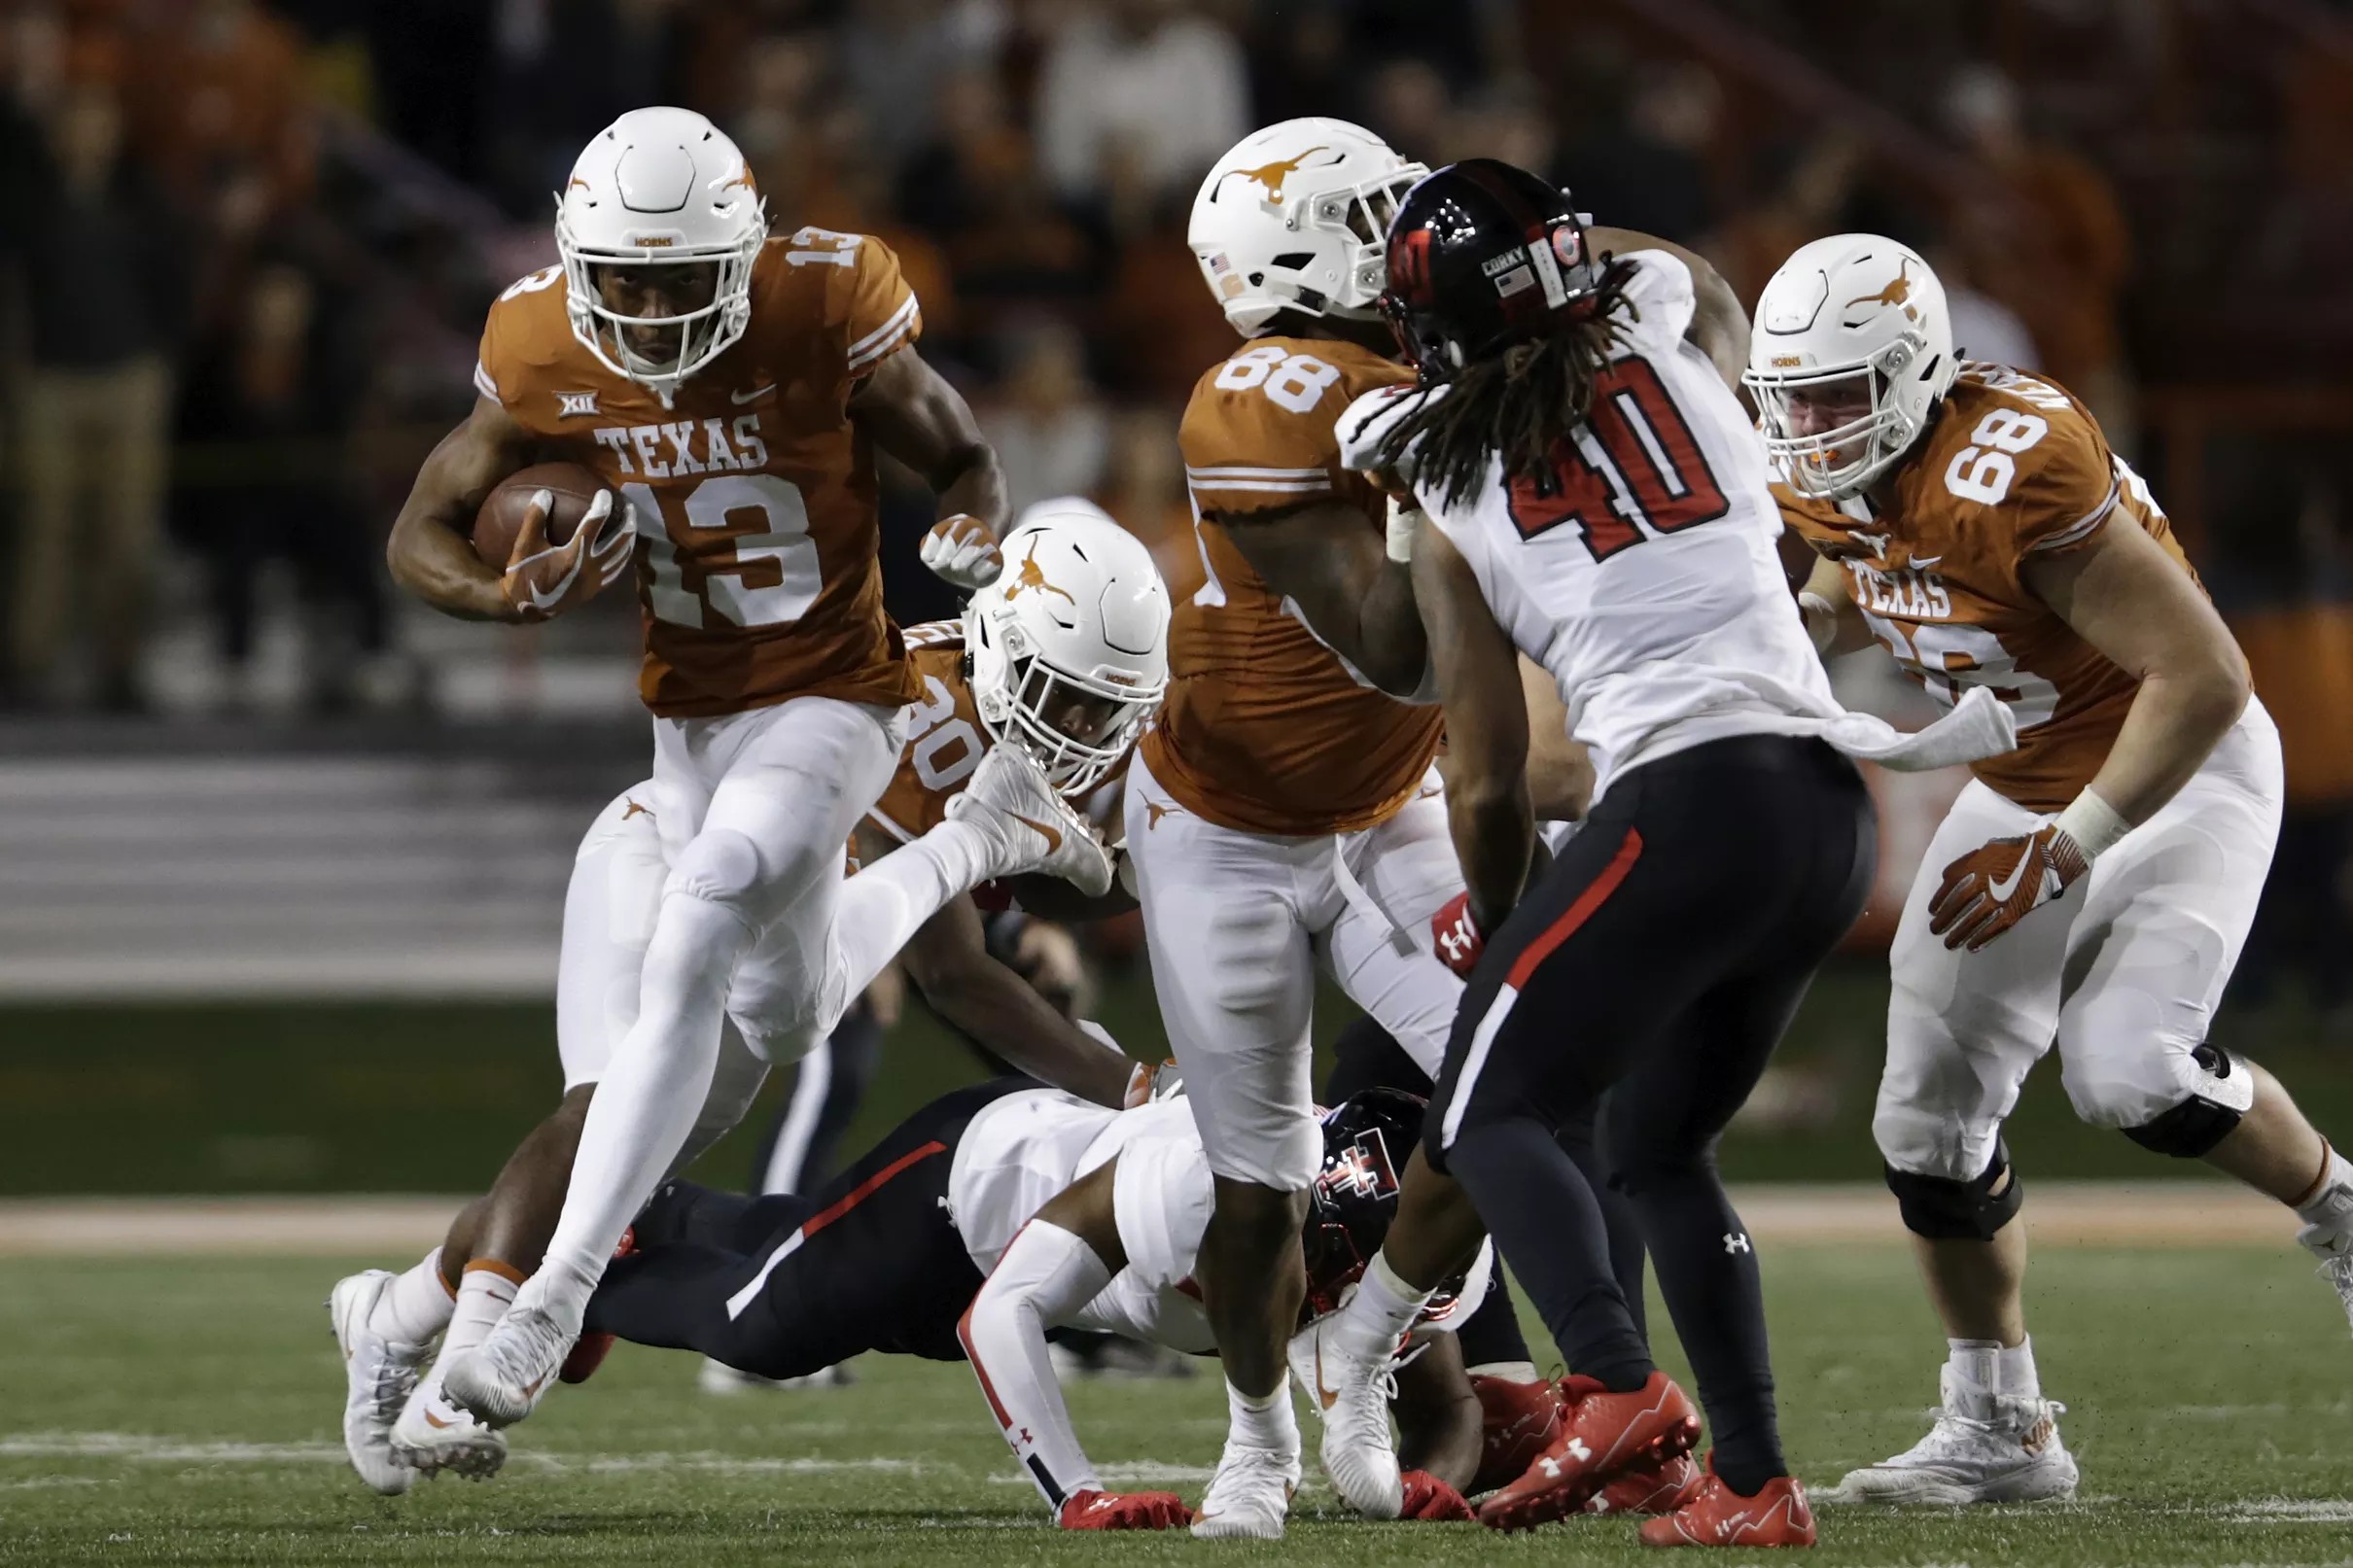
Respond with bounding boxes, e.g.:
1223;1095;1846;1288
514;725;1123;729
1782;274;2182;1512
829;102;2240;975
472;462;613;570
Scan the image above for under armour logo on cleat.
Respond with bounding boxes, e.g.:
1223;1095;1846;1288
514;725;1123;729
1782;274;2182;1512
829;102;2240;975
1724;1233;1752;1255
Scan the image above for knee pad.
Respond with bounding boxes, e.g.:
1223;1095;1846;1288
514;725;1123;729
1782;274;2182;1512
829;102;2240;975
666;827;766;922
1884;1141;2023;1241
2121;1045;2250;1157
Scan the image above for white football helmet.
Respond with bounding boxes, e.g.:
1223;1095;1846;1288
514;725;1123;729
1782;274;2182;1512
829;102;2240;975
965;499;1170;797
1744;234;1957;500
555;107;768;404
1189;118;1428;336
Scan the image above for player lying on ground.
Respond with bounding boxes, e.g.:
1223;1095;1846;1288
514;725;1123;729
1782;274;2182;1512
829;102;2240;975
1343;160;2015;1548
578;1078;1679;1529
1752;235;2353;1505
330;508;1169;1493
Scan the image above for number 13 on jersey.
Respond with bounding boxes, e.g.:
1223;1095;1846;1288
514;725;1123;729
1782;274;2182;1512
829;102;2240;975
619;473;825;630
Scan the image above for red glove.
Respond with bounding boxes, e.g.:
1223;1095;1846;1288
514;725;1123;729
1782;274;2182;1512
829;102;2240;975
1430;892;1486;978
1928;822;2089;952
1400;1469;1475;1521
1057;1489;1193;1530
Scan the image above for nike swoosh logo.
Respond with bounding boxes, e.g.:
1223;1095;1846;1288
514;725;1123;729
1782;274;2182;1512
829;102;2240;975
423;1410;455;1429
1008;813;1063;854
1313;1342;1340;1411
730;383;775;405
1986;851;2032;904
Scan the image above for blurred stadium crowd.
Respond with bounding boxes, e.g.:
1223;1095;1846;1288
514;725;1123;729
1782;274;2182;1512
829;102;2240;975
1;0;2349;1014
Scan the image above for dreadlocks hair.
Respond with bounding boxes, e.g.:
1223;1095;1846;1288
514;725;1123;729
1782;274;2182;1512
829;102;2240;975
1367;256;1642;511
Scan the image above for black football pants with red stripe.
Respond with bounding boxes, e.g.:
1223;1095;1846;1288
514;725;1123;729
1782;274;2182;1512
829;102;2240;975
583;1078;1032;1379
1426;735;1875;1495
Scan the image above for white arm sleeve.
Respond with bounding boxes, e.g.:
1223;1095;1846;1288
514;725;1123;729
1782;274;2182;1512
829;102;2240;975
959;1218;1116;1513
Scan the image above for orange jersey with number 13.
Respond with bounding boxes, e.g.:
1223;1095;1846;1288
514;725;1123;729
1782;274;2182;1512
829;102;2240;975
1777;363;2198;813
474;226;927;718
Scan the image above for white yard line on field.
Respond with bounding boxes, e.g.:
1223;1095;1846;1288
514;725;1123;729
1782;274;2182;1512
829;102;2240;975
0;1431;921;1477
0;1182;2299;1256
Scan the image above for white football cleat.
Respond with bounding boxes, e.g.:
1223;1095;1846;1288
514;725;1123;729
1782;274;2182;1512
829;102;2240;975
947;744;1114;896
1286;1315;1402;1518
2296;1180;2353;1334
1831;1366;2077;1504
390;1375;509;1481
328;1271;426;1496
1190;1440;1301;1540
442;1303;574;1429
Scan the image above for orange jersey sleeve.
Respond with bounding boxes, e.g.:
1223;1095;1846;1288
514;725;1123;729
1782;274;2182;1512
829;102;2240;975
1144;337;1441;836
471;247;922;719
1785;365;2199;813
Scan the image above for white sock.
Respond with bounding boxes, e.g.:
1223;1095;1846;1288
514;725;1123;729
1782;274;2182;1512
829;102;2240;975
368;1247;456;1345
427;1264;521;1395
2295;1143;2353;1225
831;825;994;993
1226;1377;1299;1454
1333;1250;1431;1361
1949;1336;2039;1404
528;891;747;1333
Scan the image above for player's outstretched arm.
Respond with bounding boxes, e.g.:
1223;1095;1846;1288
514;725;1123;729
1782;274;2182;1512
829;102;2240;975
897;889;1137;1109
1390;1331;1485;1496
1517;656;1594;821
1212;500;1431;697
1588;225;1750;391
2021;514;2250;825
960;1163;1190;1530
1412;515;1532;936
851;347;1009;575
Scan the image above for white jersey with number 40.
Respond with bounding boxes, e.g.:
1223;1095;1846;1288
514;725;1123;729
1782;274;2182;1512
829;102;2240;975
1341;251;1867;803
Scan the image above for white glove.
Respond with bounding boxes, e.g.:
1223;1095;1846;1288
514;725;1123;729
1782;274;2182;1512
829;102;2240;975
502;488;636;620
921;514;1003;591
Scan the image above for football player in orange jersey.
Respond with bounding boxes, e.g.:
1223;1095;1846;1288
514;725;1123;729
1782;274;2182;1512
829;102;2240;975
379;107;1063;1430
333;503;1170;1490
1143;120;1748;1538
1752;236;2353;1505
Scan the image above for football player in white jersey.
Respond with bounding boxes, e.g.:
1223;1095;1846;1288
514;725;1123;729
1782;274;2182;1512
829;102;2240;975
1338;160;2015;1548
579;1083;1494;1528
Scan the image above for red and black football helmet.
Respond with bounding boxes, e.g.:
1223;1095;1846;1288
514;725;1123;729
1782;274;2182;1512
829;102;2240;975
1300;1088;1474;1324
1380;158;1618;380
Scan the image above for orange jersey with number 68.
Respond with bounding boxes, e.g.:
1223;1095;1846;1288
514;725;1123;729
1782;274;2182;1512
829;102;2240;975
474;227;927;717
1777;364;2199;813
1147;335;1439;837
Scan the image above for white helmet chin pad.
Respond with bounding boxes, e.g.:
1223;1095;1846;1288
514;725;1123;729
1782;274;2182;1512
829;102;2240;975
1743;234;1957;499
555;107;768;405
1189;118;1428;335
964;500;1172;797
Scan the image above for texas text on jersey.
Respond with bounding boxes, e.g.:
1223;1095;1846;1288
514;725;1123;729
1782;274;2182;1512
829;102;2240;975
1150;335;1440;836
1776;363;2195;814
474;227;927;718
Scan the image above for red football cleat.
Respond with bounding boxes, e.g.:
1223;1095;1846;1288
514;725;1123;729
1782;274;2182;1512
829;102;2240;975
1477;1371;1702;1532
1058;1488;1193;1530
1469;1374;1566;1495
1638;1455;1815;1549
1589;1450;1704;1516
559;1227;637;1385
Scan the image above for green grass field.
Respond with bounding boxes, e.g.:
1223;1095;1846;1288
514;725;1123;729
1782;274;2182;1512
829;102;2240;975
2;1244;2348;1566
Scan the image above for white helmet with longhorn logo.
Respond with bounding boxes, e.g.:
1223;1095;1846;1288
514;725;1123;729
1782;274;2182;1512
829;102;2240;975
964;499;1171;798
1744;234;1957;500
556;107;768;404
1188;118;1429;336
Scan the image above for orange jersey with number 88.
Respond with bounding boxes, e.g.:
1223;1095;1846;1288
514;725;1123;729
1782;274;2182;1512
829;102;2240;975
1778;364;2199;813
1148;335;1439;836
474;227;927;717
